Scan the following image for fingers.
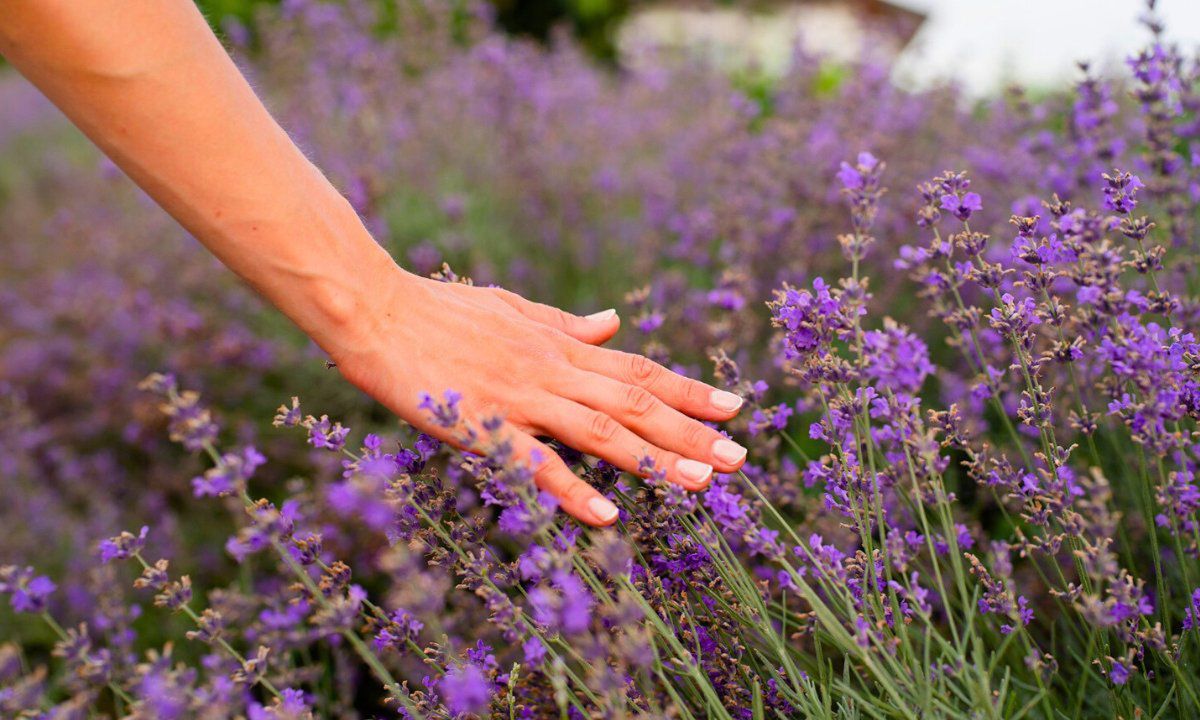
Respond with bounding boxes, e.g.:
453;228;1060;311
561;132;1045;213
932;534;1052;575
507;426;619;527
556;370;747;474
533;396;718;492
492;288;619;346
571;348;744;422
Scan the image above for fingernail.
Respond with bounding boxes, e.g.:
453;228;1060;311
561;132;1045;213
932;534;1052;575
676;458;714;486
588;496;619;524
710;390;744;413
585;308;617;322
712;439;747;466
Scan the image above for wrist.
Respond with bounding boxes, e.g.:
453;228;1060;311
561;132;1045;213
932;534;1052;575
264;192;412;360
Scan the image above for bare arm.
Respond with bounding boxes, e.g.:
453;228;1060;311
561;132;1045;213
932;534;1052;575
0;0;378;345
0;0;746;526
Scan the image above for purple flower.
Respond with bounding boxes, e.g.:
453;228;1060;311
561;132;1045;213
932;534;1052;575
0;566;56;613
837;152;885;232
374;608;424;652
497;492;558;536
1076;285;1103;305
98;525;150;563
529;571;593;636
862;320;934;395
1102;170;1144;213
306;415;350;451
836;151;879;190
1183;589;1200;631
249;688;312;719
635;310;665;334
192;446;265;498
748;403;794;437
13;575;55;613
706;288;745;311
837;163;864;190
769;278;855;361
522;636;547;669
418;390;463;429
940;191;982;221
440;663;491;716
272;397;302;427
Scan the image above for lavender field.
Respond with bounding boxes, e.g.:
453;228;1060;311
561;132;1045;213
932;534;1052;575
3;0;1200;717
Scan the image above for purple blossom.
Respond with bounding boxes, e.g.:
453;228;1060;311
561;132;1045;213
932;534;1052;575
98;525;149;563
1183;589;1200;631
249;688;312;719
497;492;558;536
192;446;265;497
440;663;491;716
374;608;424;652
272;397;302;427
305;415;350;451
940;191;982;221
529;571;593;636
0;566;56;613
836;151;880;190
417;390;463;429
1102;170;1145;213
522;636;547;669
769;278;855;360
635;310;665;334
862;320;934;395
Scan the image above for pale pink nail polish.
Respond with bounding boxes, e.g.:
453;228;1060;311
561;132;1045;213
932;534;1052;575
676;458;714;486
713;439;747;465
588;496;619;523
585;309;616;322
710;390;744;413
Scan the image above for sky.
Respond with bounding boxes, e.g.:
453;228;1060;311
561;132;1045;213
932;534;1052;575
891;0;1200;94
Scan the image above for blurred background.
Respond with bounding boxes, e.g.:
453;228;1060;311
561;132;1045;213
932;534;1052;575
198;0;1200;91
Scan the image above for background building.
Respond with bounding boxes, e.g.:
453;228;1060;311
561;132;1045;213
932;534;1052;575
616;0;926;73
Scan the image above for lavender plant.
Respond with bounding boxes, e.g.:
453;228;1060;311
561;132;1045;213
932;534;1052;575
5;0;1200;717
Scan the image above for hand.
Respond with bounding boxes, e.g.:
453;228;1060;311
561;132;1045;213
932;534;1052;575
328;265;747;527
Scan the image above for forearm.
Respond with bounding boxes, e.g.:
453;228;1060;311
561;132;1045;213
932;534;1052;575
0;0;393;354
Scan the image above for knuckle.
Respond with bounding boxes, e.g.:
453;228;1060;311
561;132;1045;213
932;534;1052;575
526;449;556;482
520;327;569;365
532;322;565;345
624;353;660;385
563;480;596;506
640;447;671;477
586;412;621;445
557;336;586;363
621;385;658;419
550;306;573;329
681;379;708;407
479;286;514;309
682;419;711;450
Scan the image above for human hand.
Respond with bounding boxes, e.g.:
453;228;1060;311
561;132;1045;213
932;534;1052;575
327;265;747;527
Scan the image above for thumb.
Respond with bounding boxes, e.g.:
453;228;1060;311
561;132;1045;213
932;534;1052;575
493;289;620;345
